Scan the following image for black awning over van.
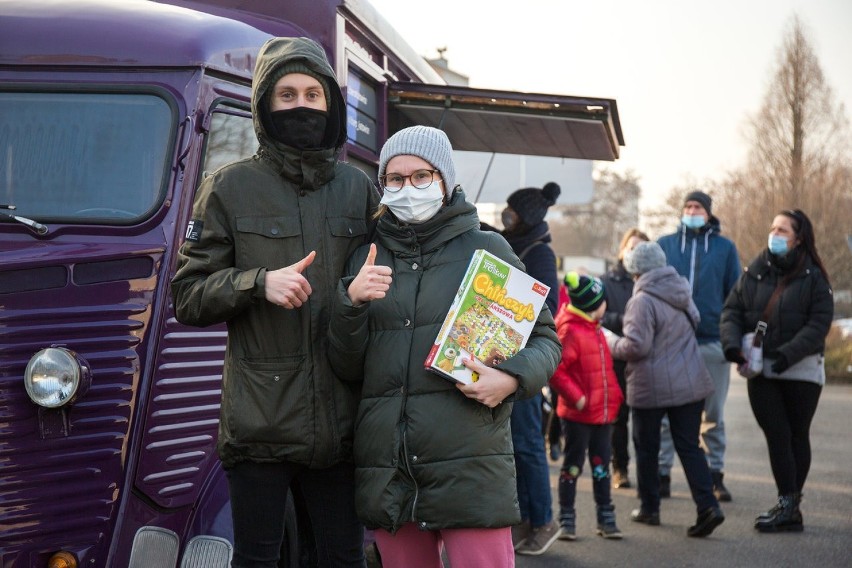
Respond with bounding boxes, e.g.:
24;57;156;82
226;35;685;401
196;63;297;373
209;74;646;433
387;82;624;161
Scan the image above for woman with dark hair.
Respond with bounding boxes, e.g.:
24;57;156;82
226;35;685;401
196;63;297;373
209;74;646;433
721;209;833;533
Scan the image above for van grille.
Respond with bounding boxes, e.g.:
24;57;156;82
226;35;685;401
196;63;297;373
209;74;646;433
134;315;227;509
0;302;147;549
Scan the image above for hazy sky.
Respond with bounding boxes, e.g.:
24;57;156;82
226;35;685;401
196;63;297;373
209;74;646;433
367;0;852;209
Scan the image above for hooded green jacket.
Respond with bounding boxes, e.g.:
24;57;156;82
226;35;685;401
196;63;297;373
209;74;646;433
171;37;380;469
328;191;561;532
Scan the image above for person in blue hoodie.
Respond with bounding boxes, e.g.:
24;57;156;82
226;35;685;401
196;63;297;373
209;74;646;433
656;191;741;503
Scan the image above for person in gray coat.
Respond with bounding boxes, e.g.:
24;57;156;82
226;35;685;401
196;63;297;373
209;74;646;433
607;241;724;537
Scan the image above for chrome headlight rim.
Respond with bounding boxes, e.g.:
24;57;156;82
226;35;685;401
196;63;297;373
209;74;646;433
24;347;89;408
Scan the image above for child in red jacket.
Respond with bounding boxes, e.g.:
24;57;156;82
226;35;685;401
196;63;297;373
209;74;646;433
551;271;624;541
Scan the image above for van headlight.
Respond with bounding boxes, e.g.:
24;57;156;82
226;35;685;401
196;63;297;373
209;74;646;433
24;347;90;408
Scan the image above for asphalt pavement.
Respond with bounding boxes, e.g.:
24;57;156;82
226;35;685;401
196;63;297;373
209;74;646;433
515;373;852;568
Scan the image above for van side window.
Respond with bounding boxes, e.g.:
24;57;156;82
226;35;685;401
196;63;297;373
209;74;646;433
202;108;255;177
0;91;173;222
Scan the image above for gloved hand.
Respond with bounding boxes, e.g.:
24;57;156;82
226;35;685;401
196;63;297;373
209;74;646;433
724;347;746;365
771;355;790;374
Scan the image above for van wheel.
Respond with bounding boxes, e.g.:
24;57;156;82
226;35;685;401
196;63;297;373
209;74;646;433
277;490;300;568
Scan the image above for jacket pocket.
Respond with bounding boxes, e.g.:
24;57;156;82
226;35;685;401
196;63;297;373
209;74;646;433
326;216;368;271
230;355;309;445
327;216;368;239
234;215;301;269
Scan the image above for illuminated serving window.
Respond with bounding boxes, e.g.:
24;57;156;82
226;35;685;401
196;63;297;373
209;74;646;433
346;69;379;154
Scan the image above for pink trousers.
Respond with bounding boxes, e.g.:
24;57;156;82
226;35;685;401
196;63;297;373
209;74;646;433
374;523;514;568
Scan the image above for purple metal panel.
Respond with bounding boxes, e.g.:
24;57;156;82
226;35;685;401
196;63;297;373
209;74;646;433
0;0;306;78
0;239;164;567
155;0;340;59
133;316;226;510
0;0;343;565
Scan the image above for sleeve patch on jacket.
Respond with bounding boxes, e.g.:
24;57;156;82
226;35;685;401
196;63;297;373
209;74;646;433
184;219;203;243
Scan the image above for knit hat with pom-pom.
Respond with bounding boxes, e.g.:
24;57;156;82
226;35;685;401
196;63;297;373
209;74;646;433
506;181;561;227
564;271;606;313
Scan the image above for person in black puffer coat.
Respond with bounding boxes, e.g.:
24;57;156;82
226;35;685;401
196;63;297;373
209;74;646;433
721;209;833;534
501;182;563;555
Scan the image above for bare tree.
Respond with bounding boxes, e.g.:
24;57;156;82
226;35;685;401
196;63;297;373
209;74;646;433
550;167;640;259
713;15;852;292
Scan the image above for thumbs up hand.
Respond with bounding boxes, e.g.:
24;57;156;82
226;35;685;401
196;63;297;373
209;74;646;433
265;250;316;309
348;244;393;306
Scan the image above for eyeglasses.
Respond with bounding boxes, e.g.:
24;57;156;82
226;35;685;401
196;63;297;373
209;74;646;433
380;169;441;192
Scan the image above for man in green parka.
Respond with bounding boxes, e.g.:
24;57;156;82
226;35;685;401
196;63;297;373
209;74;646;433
171;36;379;567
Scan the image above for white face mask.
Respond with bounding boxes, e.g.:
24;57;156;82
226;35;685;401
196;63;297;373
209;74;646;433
380;181;444;223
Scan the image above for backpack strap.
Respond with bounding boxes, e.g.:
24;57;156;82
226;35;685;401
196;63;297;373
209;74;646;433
517;240;546;262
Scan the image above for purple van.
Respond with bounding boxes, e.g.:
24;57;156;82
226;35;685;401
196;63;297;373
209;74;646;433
0;1;622;566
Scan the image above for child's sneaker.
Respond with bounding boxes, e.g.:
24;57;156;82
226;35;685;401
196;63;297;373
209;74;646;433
596;504;623;539
557;509;576;541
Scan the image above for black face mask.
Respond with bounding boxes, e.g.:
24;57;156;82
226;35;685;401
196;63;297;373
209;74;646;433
268;107;328;149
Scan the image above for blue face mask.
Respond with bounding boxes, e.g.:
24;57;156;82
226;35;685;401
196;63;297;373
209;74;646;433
768;234;790;256
681;215;706;230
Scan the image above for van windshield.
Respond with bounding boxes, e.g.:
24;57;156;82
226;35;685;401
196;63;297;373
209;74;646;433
0;91;173;222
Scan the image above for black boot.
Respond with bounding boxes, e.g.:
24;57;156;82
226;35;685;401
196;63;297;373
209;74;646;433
687;505;725;537
659;474;671;498
755;493;803;532
756;492;802;522
711;470;732;502
755;492;796;522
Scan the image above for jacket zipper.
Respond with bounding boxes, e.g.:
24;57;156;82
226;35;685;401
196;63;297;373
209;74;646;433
688;239;697;294
401;426;420;525
599;330;609;423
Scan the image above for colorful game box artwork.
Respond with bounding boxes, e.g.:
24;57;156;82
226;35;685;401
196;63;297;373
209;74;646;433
425;249;550;385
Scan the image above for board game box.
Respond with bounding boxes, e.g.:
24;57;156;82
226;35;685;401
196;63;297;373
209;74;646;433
424;249;551;385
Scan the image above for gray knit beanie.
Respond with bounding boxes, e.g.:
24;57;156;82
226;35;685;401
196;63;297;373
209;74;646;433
624;241;667;275
378;126;456;192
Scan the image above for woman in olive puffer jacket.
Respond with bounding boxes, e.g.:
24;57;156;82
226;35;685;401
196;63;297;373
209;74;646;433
327;126;561;567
